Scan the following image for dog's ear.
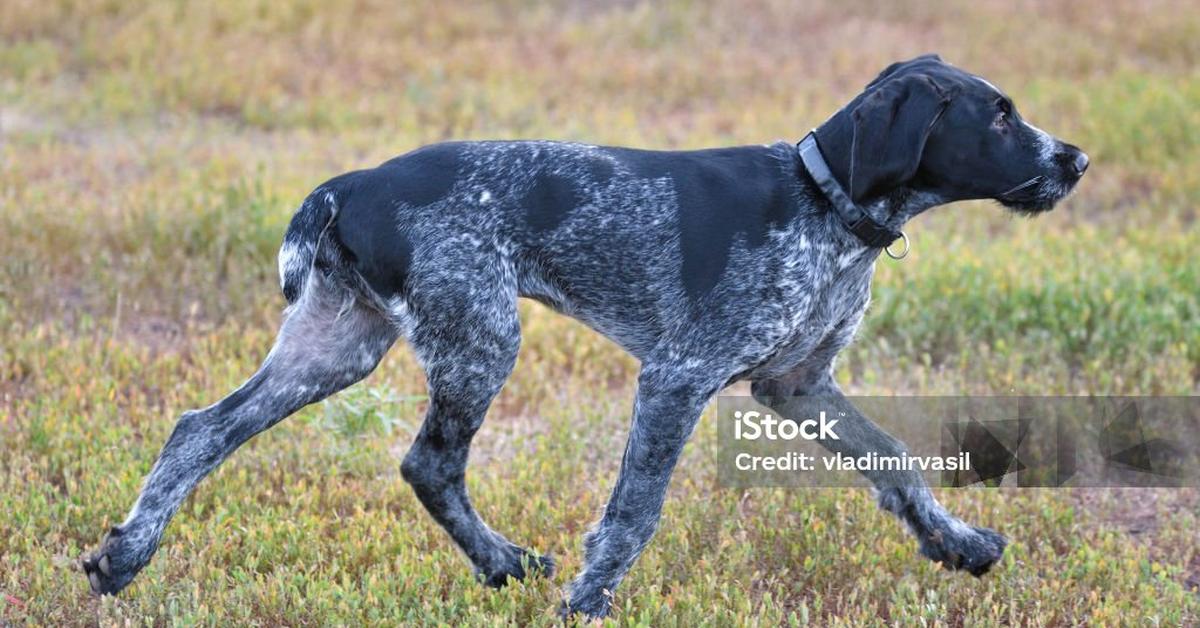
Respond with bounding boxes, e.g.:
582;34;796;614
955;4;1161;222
848;73;950;203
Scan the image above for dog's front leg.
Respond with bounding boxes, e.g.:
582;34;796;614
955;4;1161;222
754;374;1007;576
563;364;720;620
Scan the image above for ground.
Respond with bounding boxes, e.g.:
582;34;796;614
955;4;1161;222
1;1;1198;625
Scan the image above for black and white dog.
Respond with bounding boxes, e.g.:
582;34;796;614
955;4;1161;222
84;55;1087;618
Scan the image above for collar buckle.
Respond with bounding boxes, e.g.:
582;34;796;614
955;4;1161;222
846;215;903;250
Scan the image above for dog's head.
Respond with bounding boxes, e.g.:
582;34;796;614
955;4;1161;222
815;54;1087;214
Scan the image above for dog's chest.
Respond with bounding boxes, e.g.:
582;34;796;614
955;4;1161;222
744;250;875;378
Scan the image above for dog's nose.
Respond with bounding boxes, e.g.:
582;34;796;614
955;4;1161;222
1072;151;1089;176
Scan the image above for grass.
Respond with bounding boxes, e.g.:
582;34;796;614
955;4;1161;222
2;0;1198;625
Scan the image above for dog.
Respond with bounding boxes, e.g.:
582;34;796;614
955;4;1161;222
83;54;1088;618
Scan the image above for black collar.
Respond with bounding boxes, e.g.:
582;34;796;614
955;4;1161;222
797;132;902;249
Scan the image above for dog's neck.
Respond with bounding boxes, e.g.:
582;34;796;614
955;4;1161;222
860;187;945;232
807;113;945;239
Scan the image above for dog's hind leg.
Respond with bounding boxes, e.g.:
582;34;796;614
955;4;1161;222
398;259;553;587
82;272;398;595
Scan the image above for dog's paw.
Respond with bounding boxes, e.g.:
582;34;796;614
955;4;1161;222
479;545;556;588
558;586;614;622
80;526;140;596
919;524;1007;577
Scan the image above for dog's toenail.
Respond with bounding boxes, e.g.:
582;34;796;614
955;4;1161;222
99;555;112;576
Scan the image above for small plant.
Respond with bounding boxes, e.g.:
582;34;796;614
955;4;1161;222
316;385;424;440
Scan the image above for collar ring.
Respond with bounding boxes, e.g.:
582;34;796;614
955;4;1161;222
885;231;910;260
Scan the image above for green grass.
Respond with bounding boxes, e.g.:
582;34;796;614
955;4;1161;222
2;0;1198;625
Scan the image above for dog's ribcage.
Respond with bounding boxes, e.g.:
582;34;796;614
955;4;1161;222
373;140;876;378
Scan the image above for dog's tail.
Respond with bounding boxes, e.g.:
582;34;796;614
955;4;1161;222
278;187;339;305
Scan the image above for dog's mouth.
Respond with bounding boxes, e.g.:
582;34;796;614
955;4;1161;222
997;175;1075;215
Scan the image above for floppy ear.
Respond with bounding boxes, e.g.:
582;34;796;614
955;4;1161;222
849;73;950;203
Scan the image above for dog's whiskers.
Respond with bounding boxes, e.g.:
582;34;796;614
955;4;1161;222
999;175;1044;199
